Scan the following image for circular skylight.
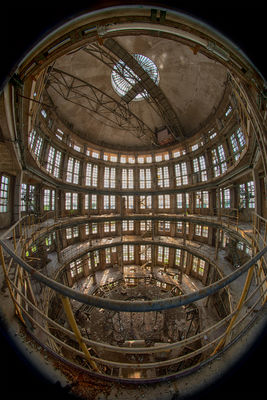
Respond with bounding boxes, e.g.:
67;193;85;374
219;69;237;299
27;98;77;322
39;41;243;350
111;54;159;101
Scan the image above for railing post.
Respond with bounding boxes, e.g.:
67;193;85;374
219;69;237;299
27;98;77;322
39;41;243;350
19;220;22;238
60;295;100;372
0;246;25;325
211;264;255;356
13;227;17;253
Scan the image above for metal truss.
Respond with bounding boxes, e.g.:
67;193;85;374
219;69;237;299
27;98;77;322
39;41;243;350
82;43;154;104
82;38;184;141
46;67;157;146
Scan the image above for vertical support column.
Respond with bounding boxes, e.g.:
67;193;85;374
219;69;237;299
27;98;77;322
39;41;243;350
183;220;187;245
61;189;66;219
216;188;221;220
151;243;156;276
224;137;232;168
118;245;123;274
211;264;255;355
209;189;214;217
186;158;193;186
185;252;192;275
205;149;213;182
253;168;262;217
215;228;220;261
232;183;238;211
80;159;86;187
169;163;175;214
55;230;63;263
0;246;25;324
80;191;86;216
90;252;97;285
182;192;186;215
13;170;23;223
61;151;69;183
189;192;194;215
60;296;100;372
39;138;49;170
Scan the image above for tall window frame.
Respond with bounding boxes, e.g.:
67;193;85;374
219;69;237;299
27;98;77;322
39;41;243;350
0;175;9;213
66;157;80;184
158;194;170;209
46;146;62;178
139;168;152;189
122;168;134;189
65;192;78;210
174;162;188;186
85;163;98;187
104;167;116;188
157;166;170;188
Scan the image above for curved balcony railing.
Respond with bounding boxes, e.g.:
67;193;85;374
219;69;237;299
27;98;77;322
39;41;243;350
0;212;266;382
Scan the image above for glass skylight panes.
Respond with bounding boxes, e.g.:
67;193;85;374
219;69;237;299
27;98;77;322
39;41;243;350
111;54;159;101
225;105;232;117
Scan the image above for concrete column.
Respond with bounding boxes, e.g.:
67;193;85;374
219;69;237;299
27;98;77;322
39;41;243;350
231;184;238;209
210;188;216;216
189;192;194;214
187;158;193;186
58;189;65;218
80;159;86;187
216;117;223;130
98;163;104;190
216;188;221;216
185;252;192;275
151;164;157;190
224;138;232;167
81;192;86;216
188;222;194;241
13;170;23;223
151;244;156;276
182;192;186;214
170;219;175;237
169;247;175;268
83;254;90;277
253;169;262;216
61;151;69;182
264;176;267;213
205;149;213;181
39;137;49;169
91;252;97;285
215;229;220;260
99;248;106;270
55;230;63;263
183;221;187;245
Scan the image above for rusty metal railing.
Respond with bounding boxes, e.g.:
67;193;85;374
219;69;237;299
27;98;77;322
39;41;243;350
0;211;266;382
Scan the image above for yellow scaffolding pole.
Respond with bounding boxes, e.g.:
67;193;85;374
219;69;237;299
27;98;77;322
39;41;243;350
211;264;255;356
60;295;100;373
0;246;25;325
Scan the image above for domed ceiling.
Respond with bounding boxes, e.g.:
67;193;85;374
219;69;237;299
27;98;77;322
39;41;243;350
45;34;228;150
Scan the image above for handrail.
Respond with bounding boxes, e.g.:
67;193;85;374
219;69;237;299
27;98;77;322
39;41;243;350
0;237;266;312
1;209;267;381
253;211;267;224
0;215;30;240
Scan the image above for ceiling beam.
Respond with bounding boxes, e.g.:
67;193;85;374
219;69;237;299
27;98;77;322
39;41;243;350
46;67;157;147
103;38;184;141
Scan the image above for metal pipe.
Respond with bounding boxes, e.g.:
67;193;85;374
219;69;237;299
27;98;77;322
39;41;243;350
60;295;100;372
0;246;25;325
211;264;255;355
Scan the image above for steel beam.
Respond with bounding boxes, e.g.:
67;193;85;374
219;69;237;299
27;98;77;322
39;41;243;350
103;38;184;141
61;295;100;372
46;67;157;146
